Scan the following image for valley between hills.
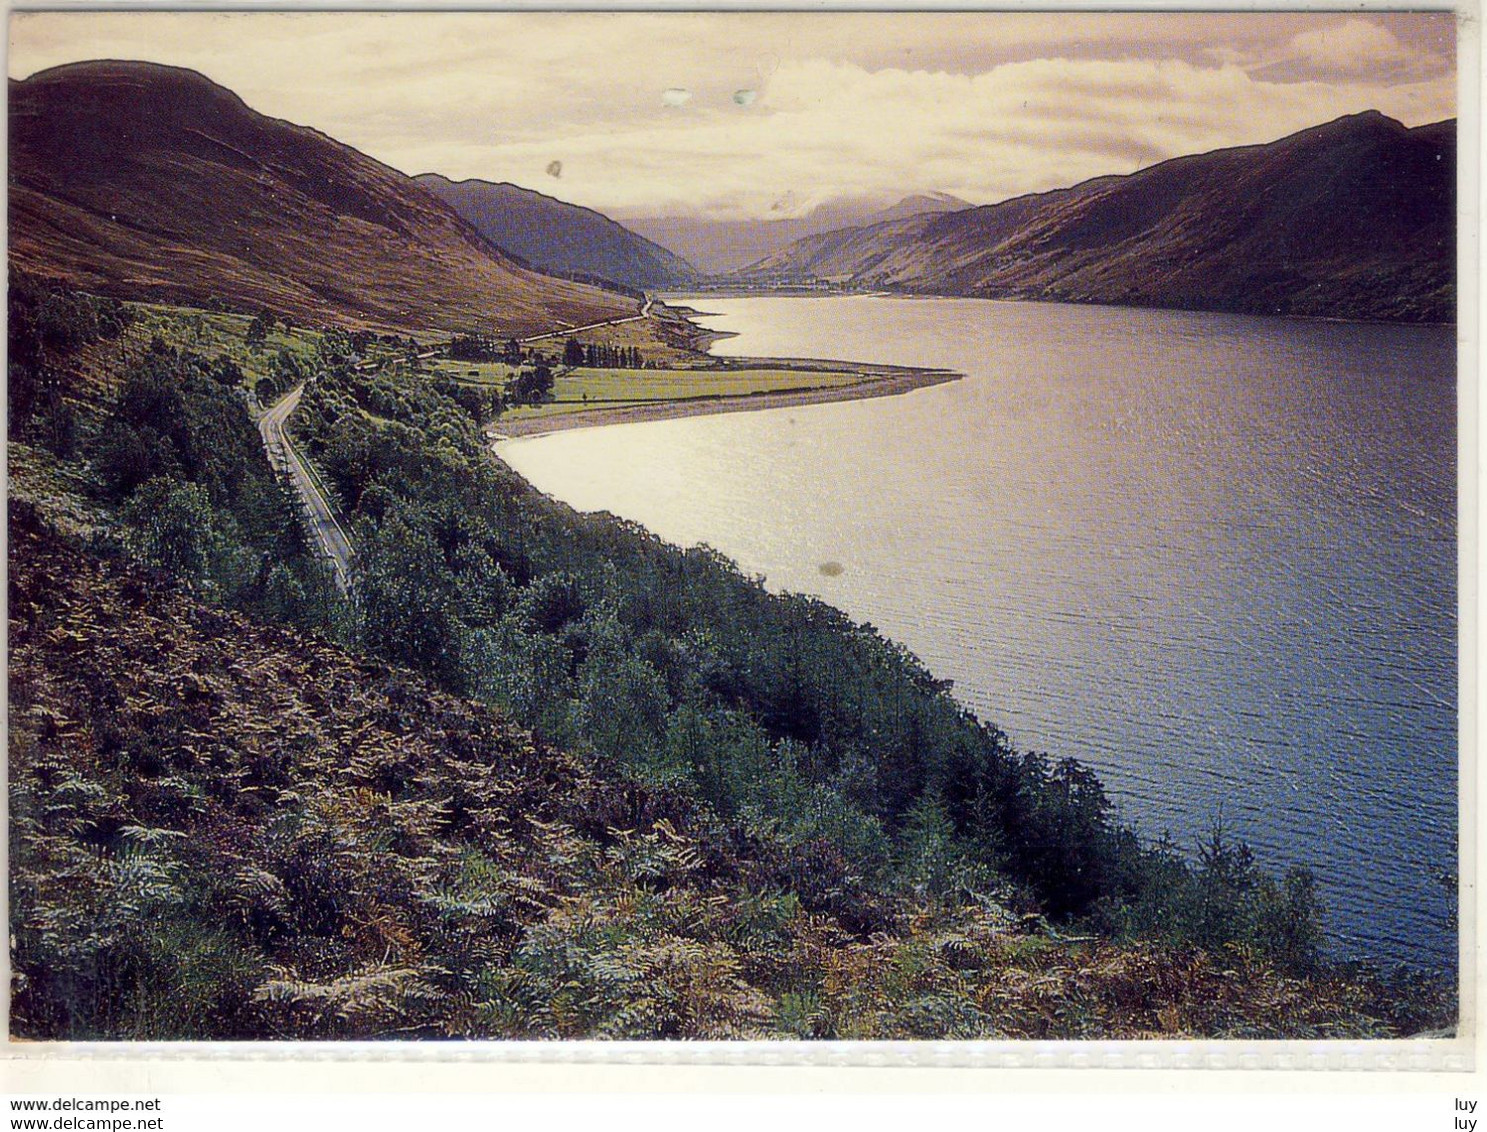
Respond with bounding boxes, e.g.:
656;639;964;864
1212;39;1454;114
6;57;1458;1041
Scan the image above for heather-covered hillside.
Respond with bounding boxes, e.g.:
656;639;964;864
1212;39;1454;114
8;503;1450;1040
8;62;634;336
741;112;1454;323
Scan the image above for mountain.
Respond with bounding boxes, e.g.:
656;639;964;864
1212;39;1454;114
739;112;1455;323
8;61;635;336
861;191;972;226
620;192;971;276
414;175;698;292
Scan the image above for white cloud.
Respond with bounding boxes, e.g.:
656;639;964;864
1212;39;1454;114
1289;18;1413;74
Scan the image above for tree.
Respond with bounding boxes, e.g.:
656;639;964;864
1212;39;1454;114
245;309;274;351
317;329;354;366
212;355;244;387
451;542;510;629
271;349;305;393
895;794;962;899
511;363;554;406
574;620;670;769
452;385;502;426
562;338;585;366
1255;866;1325;976
353;506;464;687
120;477;234;593
533;361;554;398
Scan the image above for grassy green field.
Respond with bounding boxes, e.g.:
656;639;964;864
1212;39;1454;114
428;359;521;384
499;365;865;423
49;302;328;417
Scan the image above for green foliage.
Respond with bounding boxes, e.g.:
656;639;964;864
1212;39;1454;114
1103;823;1326;977
511;362;554;405
119;477;242;596
284;354;1335;969
244;307;276;351
447;334;503;363
352;502;468;687
895;794;990;901
85;325;346;636
573;612;671;768
1255;866;1326;977
448;381;504;425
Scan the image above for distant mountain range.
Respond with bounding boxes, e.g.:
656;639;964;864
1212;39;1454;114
414;174;699;292
620;192;972;276
737;112;1455;323
8;61;634;336
8;63;1454;329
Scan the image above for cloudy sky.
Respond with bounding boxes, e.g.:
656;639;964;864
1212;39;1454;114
8;10;1457;221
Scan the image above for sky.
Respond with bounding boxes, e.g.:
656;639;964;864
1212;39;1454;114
8;10;1458;221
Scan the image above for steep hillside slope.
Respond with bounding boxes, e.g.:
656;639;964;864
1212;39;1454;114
8;502;1450;1040
8;61;634;336
744;112;1455;322
415;175;698;291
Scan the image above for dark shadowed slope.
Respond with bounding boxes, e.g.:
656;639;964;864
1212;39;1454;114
741;112;1454;323
8;61;634;337
415;174;698;291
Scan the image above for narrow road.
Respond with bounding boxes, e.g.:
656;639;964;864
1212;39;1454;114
354;346;442;373
258;384;354;592
518;295;652;344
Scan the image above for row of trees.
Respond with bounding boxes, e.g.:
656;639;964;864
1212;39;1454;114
448;334;521;364
447;334;644;372
562;338;644;369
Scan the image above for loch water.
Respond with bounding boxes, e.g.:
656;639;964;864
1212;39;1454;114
500;294;1458;969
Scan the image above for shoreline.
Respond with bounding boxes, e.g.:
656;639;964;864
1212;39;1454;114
663;285;1456;328
489;364;959;441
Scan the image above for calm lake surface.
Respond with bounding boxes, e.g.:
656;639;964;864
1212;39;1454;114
501;295;1458;969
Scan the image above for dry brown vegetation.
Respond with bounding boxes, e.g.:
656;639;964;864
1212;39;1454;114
9;504;1453;1040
